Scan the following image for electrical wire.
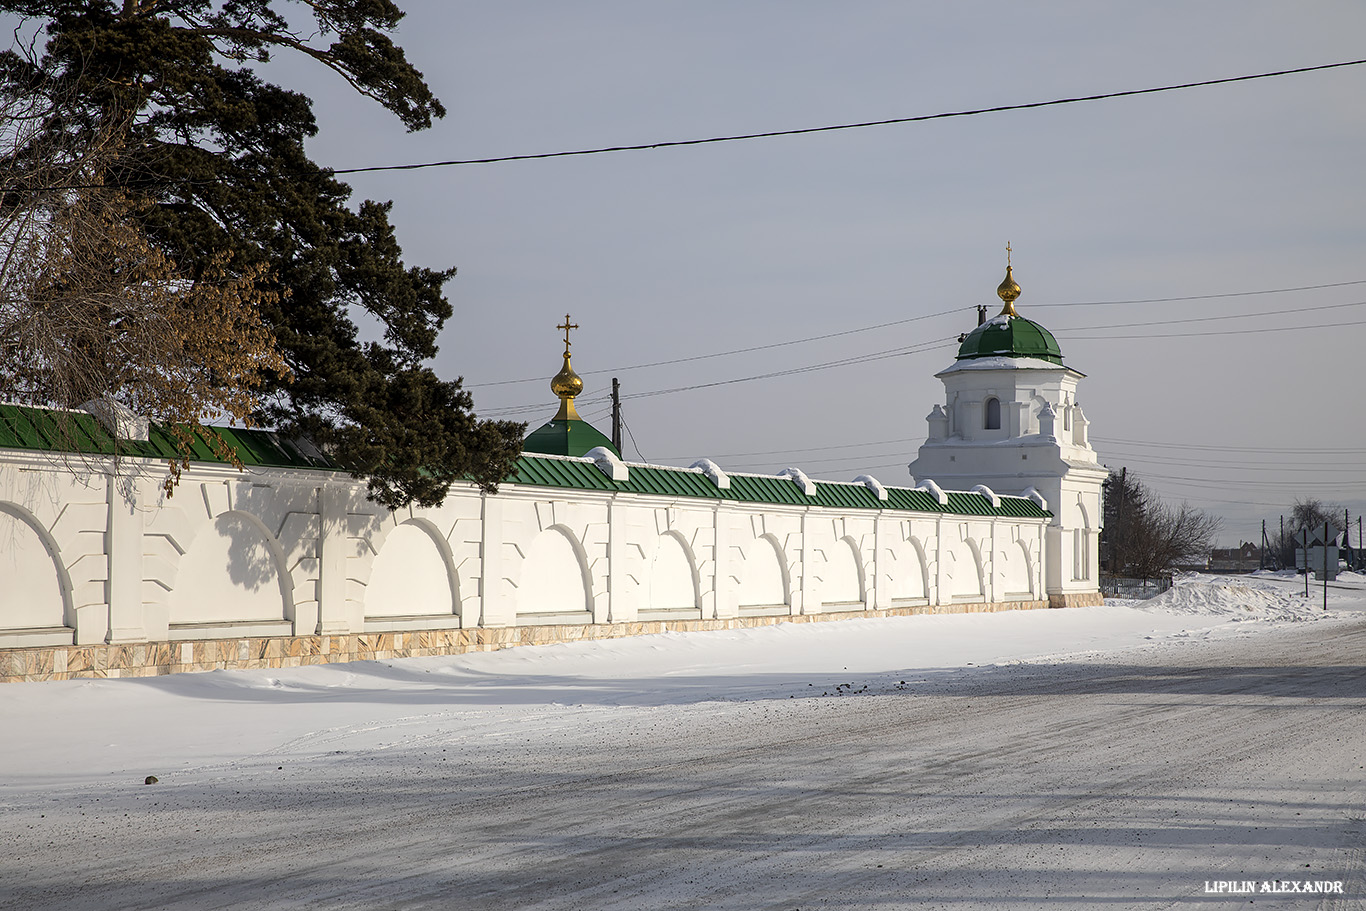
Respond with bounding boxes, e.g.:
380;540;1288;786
1093;436;1366;454
1060;318;1366;341
620;339;955;401
476;291;1366;423
469;281;1366;389
468;308;964;388
1097;456;1364;474
656;435;924;461
334;59;1366;174
30;60;1364;195
1055;299;1366;333
622;416;647;463
1031;278;1366;307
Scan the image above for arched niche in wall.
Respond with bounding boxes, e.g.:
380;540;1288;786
821;537;864;607
169;511;291;629
0;503;71;634
1029;395;1048;435
998;540;1033;599
645;532;698;613
517;526;591;618
984;396;1002;430
1073;497;1093;582
365;520;457;619
888;537;929;604
737;534;788;610
946;538;984;601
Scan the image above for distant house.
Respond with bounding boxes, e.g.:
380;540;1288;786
1208;542;1259;573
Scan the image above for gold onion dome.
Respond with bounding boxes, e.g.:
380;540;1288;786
997;265;1021;316
551;355;582;420
551;356;583;400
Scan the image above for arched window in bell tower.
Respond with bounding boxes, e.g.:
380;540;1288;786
984;396;1001;430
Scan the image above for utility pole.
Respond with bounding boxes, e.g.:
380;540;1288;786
1324;520;1330;611
1114;467;1126;587
1301;528;1310;597
1260;519;1266;571
611;377;622;454
1345;509;1352;572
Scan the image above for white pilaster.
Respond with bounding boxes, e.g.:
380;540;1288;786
105;477;146;643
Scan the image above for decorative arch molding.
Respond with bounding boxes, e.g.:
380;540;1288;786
516;524;593;622
167;509;295;635
888;535;930;605
1073;494;1094;583
1029;394;1048;434
947;533;985;601
737;532;789;614
998;538;1033;599
820;536;865;609
642;530;701;617
0;501;74;638
1076;494;1093;530
364;518;459;621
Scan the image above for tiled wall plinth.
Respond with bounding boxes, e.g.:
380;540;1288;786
0;597;1057;684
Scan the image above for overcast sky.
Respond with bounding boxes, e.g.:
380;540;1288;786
270;2;1363;544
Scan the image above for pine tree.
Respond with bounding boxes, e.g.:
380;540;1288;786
1;1;524;508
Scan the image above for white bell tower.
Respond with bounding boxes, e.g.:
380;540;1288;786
908;254;1106;607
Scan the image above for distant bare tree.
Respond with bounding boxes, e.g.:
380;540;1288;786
1269;498;1346;567
1104;469;1221;577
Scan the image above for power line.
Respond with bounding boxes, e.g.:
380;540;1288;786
1110;472;1359;489
1055;298;1366;333
1093;436;1366;454
1031;278;1366;308
1100;456;1364;474
620;338;955;401
657;435;924;462
334;59;1366;174
468;307;965;388
1097;454;1365;471
478;307;1363;416
622;416;647;463
470;279;1366;389
489;307;1363;413
1060;318;1366;341
477;293;1366;416
722;447;922;471
29;60;1363;195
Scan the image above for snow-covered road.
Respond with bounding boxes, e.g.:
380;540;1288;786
2;574;1364;909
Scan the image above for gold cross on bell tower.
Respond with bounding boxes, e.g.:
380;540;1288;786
997;242;1021;316
557;314;578;356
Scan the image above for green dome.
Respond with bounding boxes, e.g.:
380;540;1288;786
956;313;1063;365
523;418;620;458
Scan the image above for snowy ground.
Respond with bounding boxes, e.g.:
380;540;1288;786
3;572;1365;910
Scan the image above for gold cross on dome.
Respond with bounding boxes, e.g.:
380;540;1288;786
557;314;578;354
1006;241;1012;267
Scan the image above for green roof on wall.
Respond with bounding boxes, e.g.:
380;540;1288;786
507;453;1050;519
0;403;1050;519
0;403;332;470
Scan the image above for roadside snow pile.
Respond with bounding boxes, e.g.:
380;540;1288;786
1139;574;1315;623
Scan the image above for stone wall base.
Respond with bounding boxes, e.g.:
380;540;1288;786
1048;591;1106;609
0;596;1075;684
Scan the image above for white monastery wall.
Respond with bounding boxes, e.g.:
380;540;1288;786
0;448;1054;669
